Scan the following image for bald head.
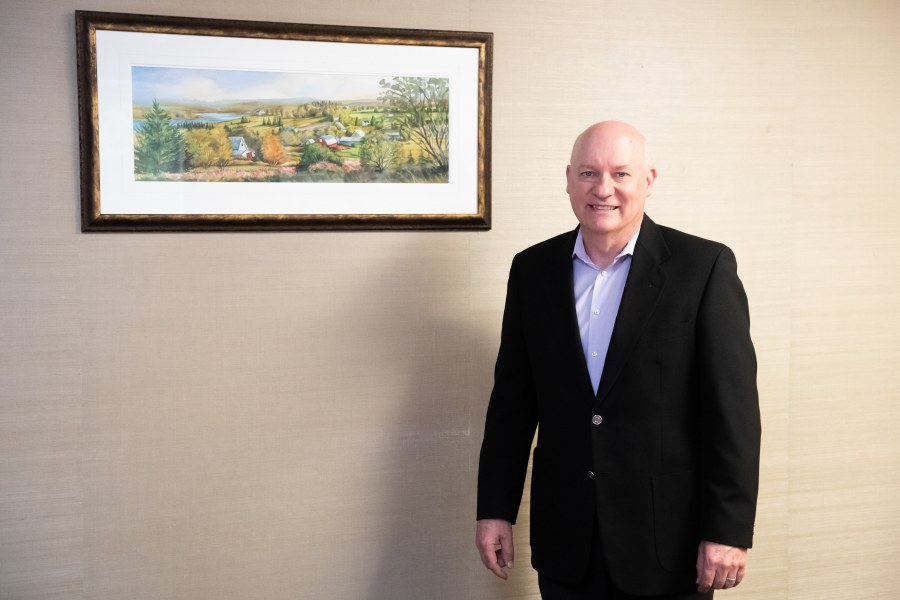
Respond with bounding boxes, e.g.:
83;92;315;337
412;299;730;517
570;121;651;167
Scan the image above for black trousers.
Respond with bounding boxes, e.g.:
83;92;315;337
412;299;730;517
537;524;713;600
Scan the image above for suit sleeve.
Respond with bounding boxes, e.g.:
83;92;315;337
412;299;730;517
476;255;540;524
696;246;761;549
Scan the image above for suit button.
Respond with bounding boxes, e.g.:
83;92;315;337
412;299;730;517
591;415;603;425
587;470;595;480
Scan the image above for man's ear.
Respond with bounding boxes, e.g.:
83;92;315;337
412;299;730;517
645;167;658;197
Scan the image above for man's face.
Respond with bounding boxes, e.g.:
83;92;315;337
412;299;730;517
566;124;656;243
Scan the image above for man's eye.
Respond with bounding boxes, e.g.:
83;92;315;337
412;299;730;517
614;172;629;178
581;171;595;177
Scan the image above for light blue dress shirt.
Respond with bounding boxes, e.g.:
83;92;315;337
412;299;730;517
572;229;640;394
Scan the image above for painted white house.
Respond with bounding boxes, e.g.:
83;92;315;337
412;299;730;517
228;137;254;160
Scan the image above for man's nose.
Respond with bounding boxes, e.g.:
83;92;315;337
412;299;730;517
593;174;613;197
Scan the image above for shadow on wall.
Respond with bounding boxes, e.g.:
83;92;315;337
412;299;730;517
358;237;537;600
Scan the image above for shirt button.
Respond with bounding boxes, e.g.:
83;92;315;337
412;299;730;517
592;415;603;425
601;271;608;278
593;309;600;315
591;351;598;357
587;470;595;480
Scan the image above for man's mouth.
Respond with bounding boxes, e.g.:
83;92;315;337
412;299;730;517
588;204;617;211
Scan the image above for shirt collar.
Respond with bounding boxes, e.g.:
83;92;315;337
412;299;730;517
572;228;640;269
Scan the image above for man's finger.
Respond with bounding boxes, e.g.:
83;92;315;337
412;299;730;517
488;548;509;579
499;537;514;571
483;547;508;579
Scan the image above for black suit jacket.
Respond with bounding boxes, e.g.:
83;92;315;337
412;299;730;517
477;215;760;595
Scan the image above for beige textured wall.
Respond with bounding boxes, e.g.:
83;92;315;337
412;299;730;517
2;0;898;598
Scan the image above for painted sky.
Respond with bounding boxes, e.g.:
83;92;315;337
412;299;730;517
132;66;387;106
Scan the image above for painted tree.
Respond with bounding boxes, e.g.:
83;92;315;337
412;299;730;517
359;132;400;173
184;128;232;168
334;108;354;128
260;133;287;165
134;100;185;175
377;77;449;169
298;143;342;170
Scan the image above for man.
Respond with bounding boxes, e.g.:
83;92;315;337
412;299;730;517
475;121;760;599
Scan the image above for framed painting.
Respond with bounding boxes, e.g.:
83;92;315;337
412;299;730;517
75;11;492;231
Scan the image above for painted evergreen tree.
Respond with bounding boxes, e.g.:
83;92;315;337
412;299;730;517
134;100;185;175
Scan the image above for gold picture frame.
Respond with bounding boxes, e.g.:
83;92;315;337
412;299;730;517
76;11;492;231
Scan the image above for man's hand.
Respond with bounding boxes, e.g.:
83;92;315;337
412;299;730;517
696;540;747;592
475;519;515;580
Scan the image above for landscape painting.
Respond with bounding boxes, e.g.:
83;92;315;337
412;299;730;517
76;11;492;230
132;66;450;184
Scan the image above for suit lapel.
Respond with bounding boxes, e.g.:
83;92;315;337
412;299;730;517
541;229;597;400
595;216;669;404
